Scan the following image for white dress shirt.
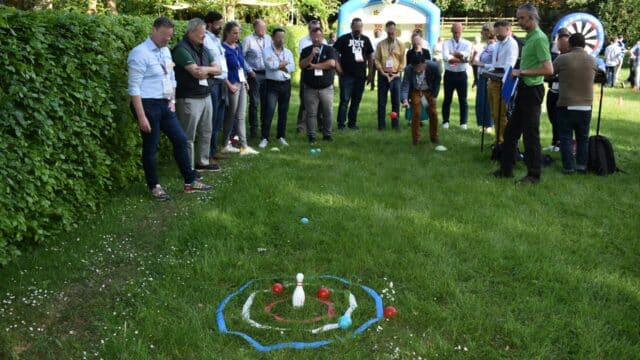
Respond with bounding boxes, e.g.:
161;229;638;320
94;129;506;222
442;38;472;72
127;37;176;99
263;45;295;81
490;35;519;71
204;31;228;80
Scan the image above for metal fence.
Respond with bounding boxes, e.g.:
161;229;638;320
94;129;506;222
441;17;518;28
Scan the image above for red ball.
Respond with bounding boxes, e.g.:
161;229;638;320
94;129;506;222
316;287;330;300
271;282;284;294
389;111;398;120
383;306;397;319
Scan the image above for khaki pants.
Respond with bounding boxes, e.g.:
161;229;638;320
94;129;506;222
488;79;507;144
176;96;213;168
409;89;439;144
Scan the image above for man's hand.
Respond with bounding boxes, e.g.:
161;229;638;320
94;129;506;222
402;99;409;107
137;115;151;133
228;83;239;93
248;71;256;79
168;101;176;113
512;69;521;78
278;61;289;71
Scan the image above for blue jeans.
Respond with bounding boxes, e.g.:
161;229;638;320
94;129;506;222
475;75;493;127
377;72;401;129
606;66;616;87
557;107;591;171
263;79;291;140
338;74;366;128
442;70;468;125
134;99;196;190
209;82;226;157
248;72;267;137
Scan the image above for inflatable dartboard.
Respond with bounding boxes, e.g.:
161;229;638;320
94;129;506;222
551;12;605;55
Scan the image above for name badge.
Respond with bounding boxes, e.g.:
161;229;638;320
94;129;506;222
162;77;173;99
314;69;323;77
238;69;246;83
385;58;394;72
354;48;364;63
199;79;208;86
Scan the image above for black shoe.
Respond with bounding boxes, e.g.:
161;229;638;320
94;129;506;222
337;125;346;130
309;137;317;145
516;175;540;185
492;169;514;178
348;125;360;131
322;135;333;142
196;163;221;172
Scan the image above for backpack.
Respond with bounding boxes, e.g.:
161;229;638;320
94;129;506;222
587;83;621;175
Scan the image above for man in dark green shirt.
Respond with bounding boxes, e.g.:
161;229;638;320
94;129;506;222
494;3;553;184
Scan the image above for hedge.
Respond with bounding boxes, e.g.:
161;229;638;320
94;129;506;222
0;6;308;265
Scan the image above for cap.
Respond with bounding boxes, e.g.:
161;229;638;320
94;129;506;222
557;27;571;38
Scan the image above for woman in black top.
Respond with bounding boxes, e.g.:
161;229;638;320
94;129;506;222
406;31;431;65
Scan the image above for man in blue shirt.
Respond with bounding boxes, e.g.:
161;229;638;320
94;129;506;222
242;19;272;139
204;11;228;161
127;17;212;200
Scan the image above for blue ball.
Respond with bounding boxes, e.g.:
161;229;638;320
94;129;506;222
338;315;352;329
300;217;309;224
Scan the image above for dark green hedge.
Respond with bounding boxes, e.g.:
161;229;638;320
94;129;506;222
0;7;307;265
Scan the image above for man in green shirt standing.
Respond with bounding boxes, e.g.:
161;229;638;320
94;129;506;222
493;3;553;184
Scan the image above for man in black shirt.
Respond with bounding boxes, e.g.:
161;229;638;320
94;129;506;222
300;28;337;143
333;18;374;130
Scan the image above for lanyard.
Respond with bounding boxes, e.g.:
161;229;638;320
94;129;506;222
386;39;395;55
255;34;265;51
314;45;324;63
156;49;168;75
452;39;460;52
272;45;285;62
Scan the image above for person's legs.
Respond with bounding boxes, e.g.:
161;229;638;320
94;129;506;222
320;86;334;138
195;97;213;167
209;83;225;157
175;98;198;169
348;77;366;128
377;72;390;129
499;92;526;176
574;109;591;169
389;77;401;129
223;85;240;146
426;91;439;143
159;103;196;184
276;81;291;139
557;107;574;171
441;71;454;125
337;75;354;129
456;71;469;126
235;86;248;148
262;80;277;141
258;75;267;137
476;76;492;127
488;79;506;143
137;101;162;189
545;90;560;147
521;85;543;178
297;73;307;133
410;89;422;144
606;66;615;87
247;74;260;138
304;85;320;141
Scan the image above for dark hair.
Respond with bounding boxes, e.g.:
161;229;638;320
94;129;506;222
153;17;174;29
413;28;423;36
493;19;510;28
204;11;223;24
307;19;321;30
517;3;540;23
310;27;323;35
222;21;240;41
385;21;396;28
569;33;585;48
272;27;285;37
351;17;362;25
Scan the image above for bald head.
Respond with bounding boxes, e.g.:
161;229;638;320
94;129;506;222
451;22;463;41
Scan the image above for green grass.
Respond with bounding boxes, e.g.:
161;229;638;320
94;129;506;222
1;70;639;359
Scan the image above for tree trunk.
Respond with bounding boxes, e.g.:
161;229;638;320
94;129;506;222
107;0;118;15
87;0;97;15
225;3;236;21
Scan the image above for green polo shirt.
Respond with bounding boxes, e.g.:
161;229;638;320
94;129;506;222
520;26;551;86
172;45;213;67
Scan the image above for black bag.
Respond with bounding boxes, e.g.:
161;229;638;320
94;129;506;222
587;83;620;175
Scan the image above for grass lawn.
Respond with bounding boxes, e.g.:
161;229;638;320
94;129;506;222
1;70;639;359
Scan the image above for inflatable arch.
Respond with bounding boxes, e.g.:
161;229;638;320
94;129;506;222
337;0;441;52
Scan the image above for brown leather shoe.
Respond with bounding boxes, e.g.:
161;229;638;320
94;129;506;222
212;153;227;161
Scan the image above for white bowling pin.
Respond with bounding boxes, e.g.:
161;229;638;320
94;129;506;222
292;273;305;308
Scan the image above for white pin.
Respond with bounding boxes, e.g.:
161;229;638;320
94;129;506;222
292;273;305;308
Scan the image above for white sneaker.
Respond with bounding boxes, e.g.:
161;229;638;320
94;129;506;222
435;145;448;152
258;139;268;149
543;145;555;151
460;124;468;130
485;127;494;134
442;122;450;129
222;143;240;153
553;146;560;152
240;146;259;156
278;137;289;146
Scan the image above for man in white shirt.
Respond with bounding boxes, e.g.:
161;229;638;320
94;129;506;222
204;11;228;162
242;19;272;139
604;37;622;88
296;20;327;133
441;22;472;129
487;19;519;145
261;28;295;148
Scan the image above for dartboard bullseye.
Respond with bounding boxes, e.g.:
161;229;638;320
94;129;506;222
215;274;393;351
552;12;605;56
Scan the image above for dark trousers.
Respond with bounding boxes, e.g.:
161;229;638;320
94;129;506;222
209;82;226;157
500;83;544;178
338;74;366;128
606;65;616;87
442;70;468;125
263;79;291;140
133;99;196;190
545;90;560;146
248;72;266;137
377;72;401;129
557;107;591;171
